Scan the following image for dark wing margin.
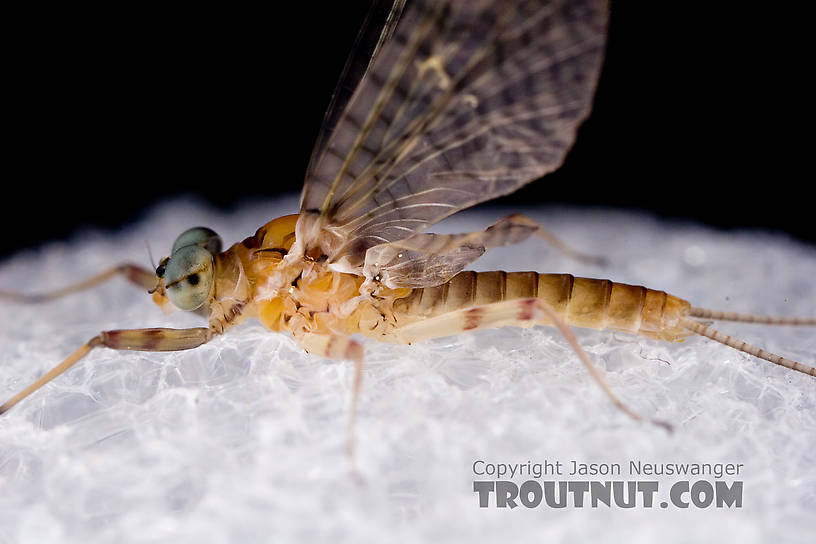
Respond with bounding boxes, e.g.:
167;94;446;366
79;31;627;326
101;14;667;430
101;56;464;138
295;0;609;274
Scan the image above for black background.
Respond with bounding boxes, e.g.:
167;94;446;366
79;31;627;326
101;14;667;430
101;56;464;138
4;2;813;258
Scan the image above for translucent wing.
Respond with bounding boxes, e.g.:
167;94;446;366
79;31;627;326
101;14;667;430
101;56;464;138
306;0;407;182
295;0;609;275
362;214;542;288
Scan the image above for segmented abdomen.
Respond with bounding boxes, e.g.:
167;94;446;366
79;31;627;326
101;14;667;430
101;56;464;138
392;271;692;342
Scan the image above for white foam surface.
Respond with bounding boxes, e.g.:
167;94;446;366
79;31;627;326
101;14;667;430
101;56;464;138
1;196;814;543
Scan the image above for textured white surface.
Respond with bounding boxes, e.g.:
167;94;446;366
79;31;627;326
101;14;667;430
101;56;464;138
0;196;814;544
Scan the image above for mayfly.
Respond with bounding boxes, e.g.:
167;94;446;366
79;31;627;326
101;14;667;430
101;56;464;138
1;0;814;451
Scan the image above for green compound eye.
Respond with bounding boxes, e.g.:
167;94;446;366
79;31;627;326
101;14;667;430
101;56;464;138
163;245;214;311
171;227;222;256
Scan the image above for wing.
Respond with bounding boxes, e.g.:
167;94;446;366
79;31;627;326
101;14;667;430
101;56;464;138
362;214;542;288
305;0;407;183
295;0;609;274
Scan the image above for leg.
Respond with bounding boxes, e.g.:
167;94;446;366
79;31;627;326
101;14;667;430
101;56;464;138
484;213;607;266
532;220;606;265
392;297;670;431
0;326;212;414
295;332;365;461
364;213;606;290
0;263;158;303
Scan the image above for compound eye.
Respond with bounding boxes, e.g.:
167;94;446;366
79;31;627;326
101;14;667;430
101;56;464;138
163;245;214;311
155;257;168;278
171;227;222;256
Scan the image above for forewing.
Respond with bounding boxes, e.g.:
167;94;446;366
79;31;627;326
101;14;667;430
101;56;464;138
306;0;407;182
297;0;609;273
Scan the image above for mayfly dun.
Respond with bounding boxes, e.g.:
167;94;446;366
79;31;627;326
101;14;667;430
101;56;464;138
1;0;814;455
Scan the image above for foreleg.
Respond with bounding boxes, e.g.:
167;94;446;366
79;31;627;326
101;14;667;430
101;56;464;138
0;327;212;414
0;263;157;303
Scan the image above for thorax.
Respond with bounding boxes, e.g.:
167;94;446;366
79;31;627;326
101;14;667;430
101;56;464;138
212;220;412;339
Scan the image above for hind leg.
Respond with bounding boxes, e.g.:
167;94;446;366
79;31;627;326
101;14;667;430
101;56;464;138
391;297;670;431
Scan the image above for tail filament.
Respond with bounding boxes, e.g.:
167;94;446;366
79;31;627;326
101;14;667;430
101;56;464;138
689;307;816;326
680;318;815;377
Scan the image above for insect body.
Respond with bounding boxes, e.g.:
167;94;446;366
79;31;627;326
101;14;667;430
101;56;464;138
1;0;814;445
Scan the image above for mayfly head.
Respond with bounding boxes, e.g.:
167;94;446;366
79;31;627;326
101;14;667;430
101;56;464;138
153;227;222;312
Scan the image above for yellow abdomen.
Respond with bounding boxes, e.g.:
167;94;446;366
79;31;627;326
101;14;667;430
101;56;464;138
393;271;692;342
